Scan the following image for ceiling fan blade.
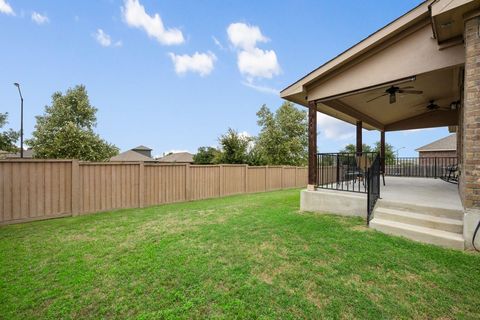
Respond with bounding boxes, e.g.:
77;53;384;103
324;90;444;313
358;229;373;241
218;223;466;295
399;86;414;90
366;93;388;103
389;93;396;104
398;89;423;94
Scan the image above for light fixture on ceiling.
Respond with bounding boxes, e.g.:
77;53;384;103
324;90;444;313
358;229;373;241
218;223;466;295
450;100;461;110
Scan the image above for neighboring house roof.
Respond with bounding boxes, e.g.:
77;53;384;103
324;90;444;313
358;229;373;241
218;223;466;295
415;134;457;152
5;149;35;159
157;152;194;163
132;145;152;151
110;150;154;162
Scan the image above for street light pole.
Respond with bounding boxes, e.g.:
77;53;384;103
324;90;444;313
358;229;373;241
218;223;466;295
14;83;24;159
394;146;405;159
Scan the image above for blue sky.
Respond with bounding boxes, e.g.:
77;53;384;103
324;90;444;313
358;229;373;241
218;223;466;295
0;0;451;157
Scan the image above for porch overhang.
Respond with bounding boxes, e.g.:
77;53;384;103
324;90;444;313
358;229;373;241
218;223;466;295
280;0;478;132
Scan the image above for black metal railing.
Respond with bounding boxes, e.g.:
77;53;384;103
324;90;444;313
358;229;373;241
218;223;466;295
367;155;381;225
384;157;457;180
317;152;378;193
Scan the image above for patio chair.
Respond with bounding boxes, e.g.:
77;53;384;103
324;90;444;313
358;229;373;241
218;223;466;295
444;164;458;183
354;154;371;187
355;154;386;187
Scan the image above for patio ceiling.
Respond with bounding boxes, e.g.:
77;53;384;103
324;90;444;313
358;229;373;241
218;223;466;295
318;67;462;131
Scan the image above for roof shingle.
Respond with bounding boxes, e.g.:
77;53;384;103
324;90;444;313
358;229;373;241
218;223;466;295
415;134;456;152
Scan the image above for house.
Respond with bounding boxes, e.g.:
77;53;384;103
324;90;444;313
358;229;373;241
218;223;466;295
110;145;156;162
416;134;457;158
281;0;480;250
3;149;35;159
157;152;194;164
130;145;153;158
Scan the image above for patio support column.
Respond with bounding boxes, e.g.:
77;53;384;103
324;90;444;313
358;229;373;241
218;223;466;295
380;130;385;173
462;12;480;250
307;101;317;190
356;121;362;155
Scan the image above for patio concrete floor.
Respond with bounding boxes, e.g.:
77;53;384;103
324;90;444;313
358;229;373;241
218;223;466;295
317;176;463;212
380;177;463;211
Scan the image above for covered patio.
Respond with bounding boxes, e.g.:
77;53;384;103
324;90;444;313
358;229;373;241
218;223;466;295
281;0;480;250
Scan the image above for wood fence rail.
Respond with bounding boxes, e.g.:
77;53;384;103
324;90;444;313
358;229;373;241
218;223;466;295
0;160;307;225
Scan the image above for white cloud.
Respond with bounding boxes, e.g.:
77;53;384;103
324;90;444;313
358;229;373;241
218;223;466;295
94;29;122;47
241;81;279;95
168;52;216;76
122;0;184;45
227;22;268;51
237;48;280;79
0;0;14;15
95;29;112;47
31;12;49;25
227;22;280;80
317;114;355;140
238;131;251;138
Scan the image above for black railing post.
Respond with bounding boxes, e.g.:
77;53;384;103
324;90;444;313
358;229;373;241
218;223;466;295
336;154;340;186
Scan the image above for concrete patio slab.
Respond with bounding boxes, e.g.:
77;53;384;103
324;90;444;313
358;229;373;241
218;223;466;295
380;177;462;211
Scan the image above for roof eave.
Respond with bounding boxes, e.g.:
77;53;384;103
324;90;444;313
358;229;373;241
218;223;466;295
280;0;434;101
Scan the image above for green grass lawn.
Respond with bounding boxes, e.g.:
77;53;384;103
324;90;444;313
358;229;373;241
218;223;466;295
1;189;479;319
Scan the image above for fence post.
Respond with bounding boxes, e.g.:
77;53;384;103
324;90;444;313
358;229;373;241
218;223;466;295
244;165;248;193
280;166;285;190
295;167;298;187
219;164;224;197
265;166;269;191
185;163;191;201
71;160;80;216
138;162;145;208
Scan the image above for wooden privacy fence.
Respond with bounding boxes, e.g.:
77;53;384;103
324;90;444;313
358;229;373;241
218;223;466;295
0;160;307;225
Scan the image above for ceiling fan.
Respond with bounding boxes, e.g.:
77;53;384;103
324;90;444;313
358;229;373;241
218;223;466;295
424;100;452;112
367;85;423;104
426;100;440;111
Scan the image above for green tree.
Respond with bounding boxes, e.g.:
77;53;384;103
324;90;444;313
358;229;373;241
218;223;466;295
255;102;307;166
339;142;395;163
339;143;373;154
373;141;396;164
193;146;220;164
26;85;118;161
0;113;19;153
216;128;251;164
246;145;267;166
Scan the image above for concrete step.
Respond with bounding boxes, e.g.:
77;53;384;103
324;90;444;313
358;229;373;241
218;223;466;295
370;218;465;250
376;199;463;220
374;207;463;234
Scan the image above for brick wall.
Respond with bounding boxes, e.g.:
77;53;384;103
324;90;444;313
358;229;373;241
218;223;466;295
419;151;457;158
461;16;480;209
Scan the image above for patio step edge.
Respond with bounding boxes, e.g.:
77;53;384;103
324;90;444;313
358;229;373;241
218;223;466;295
376;199;463;220
370;218;465;250
374;207;463;234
